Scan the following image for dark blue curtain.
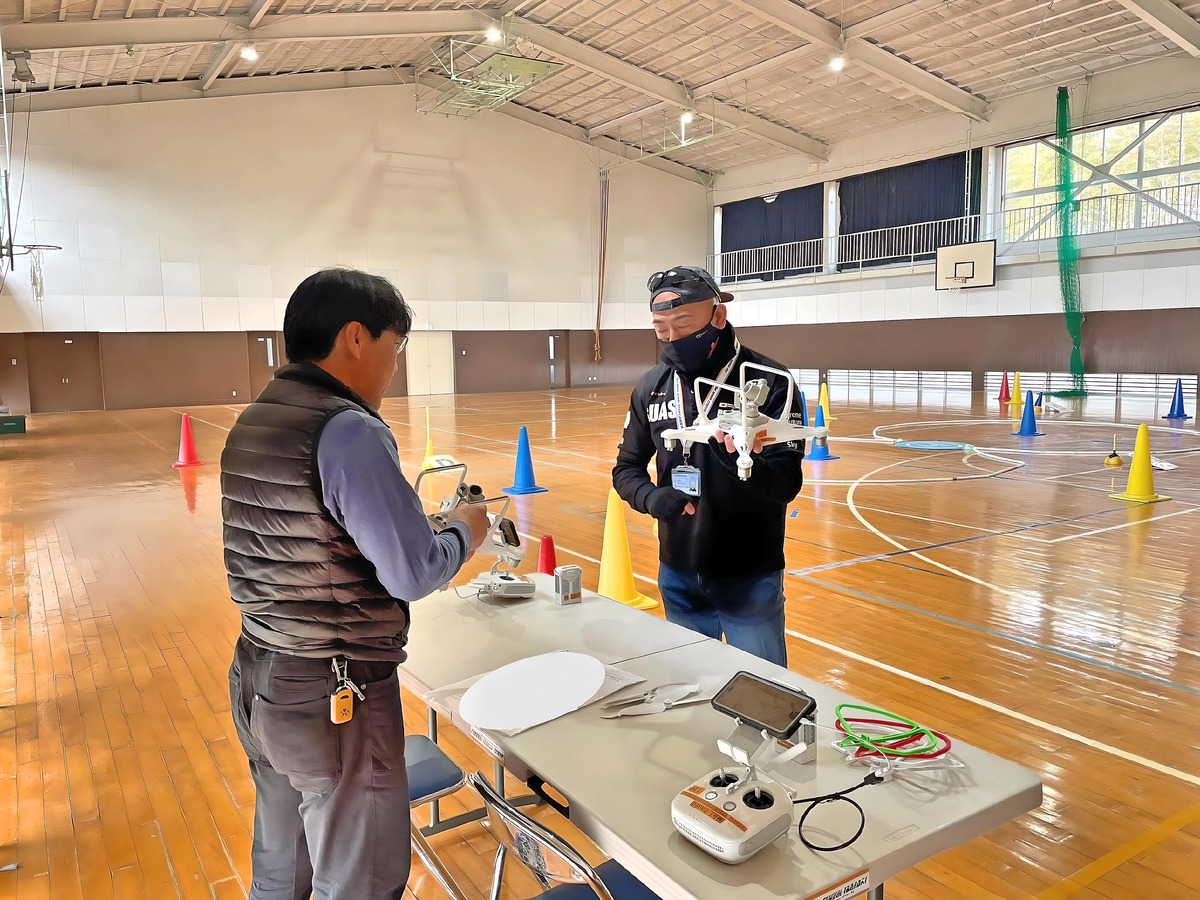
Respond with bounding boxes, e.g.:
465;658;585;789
838;150;982;270
719;184;823;282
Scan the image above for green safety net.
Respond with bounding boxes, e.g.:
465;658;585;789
1050;86;1087;397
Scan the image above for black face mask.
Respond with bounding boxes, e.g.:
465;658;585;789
660;317;723;375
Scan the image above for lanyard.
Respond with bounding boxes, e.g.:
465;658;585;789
672;338;742;435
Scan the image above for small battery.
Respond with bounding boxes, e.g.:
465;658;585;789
553;565;583;605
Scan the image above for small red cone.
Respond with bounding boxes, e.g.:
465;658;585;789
996;371;1011;404
173;414;203;468
537;535;557;575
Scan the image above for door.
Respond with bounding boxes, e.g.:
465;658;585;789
548;331;569;389
406;332;455;396
27;333;105;413
247;331;281;400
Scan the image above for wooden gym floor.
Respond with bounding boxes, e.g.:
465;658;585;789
1;384;1198;899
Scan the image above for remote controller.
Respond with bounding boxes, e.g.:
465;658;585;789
670;769;792;863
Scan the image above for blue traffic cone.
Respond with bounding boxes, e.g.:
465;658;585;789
804;406;839;461
503;426;548;495
799;391;809;427
1163;378;1192;420
1034;392;1044;414
1013;391;1044;436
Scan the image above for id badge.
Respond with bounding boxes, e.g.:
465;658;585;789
671;465;701;497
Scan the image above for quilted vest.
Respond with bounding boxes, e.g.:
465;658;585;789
221;363;409;661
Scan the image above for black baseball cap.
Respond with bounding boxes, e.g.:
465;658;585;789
648;265;734;311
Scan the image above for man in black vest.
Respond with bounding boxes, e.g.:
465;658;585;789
612;266;804;667
222;268;489;899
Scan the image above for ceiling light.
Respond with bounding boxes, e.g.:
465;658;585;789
829;54;845;72
241;43;259;62
486;24;503;44
680;109;695;126
763;193;779;204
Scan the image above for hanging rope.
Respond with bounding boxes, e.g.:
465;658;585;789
1052;86;1087;397
593;170;610;363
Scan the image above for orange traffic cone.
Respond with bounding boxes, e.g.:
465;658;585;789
173;414;203;468
537;535;558;575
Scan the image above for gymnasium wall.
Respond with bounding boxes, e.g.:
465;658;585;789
2;305;1195;413
738;308;1200;386
0;84;709;334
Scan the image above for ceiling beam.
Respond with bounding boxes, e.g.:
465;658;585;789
404;70;711;184
587;44;822;139
844;0;949;39
727;0;988;121
2;9;488;53
199;40;244;91
7;68;406;110
246;0;274;29
508;18;826;160
1112;0;1200;56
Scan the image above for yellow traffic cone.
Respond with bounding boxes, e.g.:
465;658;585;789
1006;371;1023;407
421;407;437;469
598;488;658;610
1109;424;1168;503
817;382;837;422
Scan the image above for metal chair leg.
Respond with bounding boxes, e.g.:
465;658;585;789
489;843;508;900
411;823;469;900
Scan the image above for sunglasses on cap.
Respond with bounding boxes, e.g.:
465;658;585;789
647;266;732;311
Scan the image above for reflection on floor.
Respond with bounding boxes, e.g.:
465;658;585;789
1;386;1197;898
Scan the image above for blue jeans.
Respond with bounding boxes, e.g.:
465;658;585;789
658;564;788;667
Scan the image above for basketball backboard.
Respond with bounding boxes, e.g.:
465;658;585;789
935;240;996;290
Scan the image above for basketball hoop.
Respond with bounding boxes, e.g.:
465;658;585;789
944;276;968;293
11;243;62;304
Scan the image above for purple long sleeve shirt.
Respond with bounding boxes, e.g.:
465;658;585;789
317;409;470;601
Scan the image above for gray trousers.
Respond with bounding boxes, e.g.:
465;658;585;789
229;635;412;900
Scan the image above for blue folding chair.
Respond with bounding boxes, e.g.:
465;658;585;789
407;734;470;900
469;772;661;900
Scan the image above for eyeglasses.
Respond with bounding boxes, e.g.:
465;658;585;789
646;267;722;299
396;334;409;355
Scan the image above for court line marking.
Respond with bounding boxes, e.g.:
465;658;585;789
186;407;1200;678
1037;800;1200;899
1035;506;1200;544
780;627;1200;788
843;453;1200;661
796;574;1199;695
175;410;230;433
513;527;1200;787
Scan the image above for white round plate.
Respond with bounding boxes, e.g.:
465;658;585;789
459;651;605;732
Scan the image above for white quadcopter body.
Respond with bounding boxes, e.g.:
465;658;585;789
415;463;533;598
660;362;827;480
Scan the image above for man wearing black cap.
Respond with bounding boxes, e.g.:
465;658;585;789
612;265;804;667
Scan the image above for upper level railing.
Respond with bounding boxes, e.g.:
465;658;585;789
710;182;1200;282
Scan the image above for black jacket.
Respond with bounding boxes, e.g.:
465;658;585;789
221;363;411;662
612;328;805;578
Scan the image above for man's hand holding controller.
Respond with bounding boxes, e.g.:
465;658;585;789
447;503;490;562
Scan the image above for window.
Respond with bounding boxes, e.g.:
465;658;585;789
1001;107;1200;238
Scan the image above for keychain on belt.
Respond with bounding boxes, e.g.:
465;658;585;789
330;658;365;724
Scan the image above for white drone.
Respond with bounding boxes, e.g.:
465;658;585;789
661;362;827;480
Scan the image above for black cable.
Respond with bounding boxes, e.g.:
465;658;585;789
791;771;884;853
